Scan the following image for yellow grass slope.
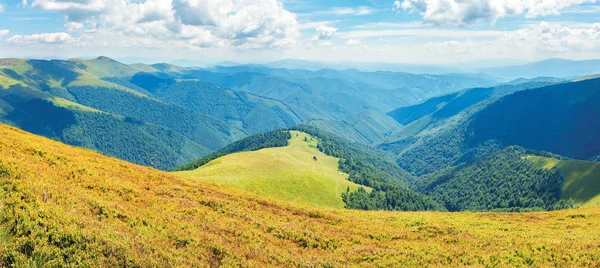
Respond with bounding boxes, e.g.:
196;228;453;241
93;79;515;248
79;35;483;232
526;155;600;208
176;131;365;208
1;124;600;266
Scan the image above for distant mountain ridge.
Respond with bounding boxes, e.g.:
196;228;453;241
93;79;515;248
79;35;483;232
481;58;600;80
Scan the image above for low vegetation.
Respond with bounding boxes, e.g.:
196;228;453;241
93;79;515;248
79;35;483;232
2;123;600;266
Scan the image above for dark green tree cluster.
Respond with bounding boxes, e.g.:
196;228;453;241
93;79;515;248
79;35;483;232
171;130;291;171
292;125;444;211
341;187;444;211
413;146;572;211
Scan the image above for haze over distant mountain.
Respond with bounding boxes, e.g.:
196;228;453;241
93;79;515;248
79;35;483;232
264;59;462;74
481;59;600;80
184;65;498;119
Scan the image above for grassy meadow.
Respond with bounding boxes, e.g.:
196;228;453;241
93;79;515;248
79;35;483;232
0;124;600;266
175;131;366;208
527;155;600;208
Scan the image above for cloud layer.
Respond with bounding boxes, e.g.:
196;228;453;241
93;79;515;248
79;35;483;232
28;0;299;49
397;0;598;25
422;22;600;59
7;32;73;44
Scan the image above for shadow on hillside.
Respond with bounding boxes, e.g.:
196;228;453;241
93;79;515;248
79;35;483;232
1;85;77;139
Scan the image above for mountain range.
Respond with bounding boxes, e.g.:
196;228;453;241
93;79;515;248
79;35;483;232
0;56;498;169
1;56;599;213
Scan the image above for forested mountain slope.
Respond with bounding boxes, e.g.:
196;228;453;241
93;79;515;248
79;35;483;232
526;155;600;208
0;57;302;169
412;147;571;212
302;110;403;144
380;78;600;176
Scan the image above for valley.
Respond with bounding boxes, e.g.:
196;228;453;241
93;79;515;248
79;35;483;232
3;1;600;266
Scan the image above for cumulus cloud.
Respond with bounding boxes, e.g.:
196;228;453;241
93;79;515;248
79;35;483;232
313;26;337;40
423;22;600;59
30;0;299;49
7;32;73;44
32;0;108;22
503;21;600;52
0;30;9;38
397;0;598;26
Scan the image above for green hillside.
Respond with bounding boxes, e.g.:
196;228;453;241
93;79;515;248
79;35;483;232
413;147;570;212
526;155;600;208
382;77;600;176
0;57;305;169
303;110;403;144
175;131;367;208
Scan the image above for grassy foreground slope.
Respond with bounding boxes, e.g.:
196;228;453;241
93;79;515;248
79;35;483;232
2;124;600;266
175;131;366;208
526;155;600;208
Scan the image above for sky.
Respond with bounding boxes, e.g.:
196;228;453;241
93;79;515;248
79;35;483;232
0;0;599;65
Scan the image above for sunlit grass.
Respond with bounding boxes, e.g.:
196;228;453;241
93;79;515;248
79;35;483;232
0;124;599;266
176;131;367;208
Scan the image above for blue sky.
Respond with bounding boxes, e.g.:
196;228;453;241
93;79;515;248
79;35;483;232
0;0;599;65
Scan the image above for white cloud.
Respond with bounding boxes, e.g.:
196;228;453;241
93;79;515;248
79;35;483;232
338;28;506;39
398;0;599;26
32;0;108;22
30;0;299;49
65;22;84;32
0;4;5;12
0;30;9;38
346;38;370;50
422;22;600;59
313;26;337;40
318;6;378;16
503;21;600;52
317;40;334;47
346;38;363;46
7;32;73;44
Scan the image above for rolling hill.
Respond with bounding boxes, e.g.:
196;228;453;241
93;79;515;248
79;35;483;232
526;155;600;208
175;131;367;208
0;57;303;169
174;126;443;211
2;123;600;266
